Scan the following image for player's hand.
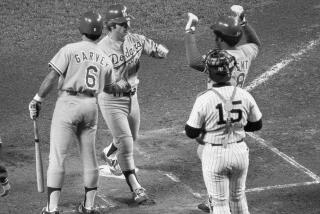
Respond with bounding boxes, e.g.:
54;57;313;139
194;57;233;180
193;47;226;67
0;178;10;197
156;44;169;58
230;5;246;26
29;99;41;120
185;12;199;33
117;79;131;90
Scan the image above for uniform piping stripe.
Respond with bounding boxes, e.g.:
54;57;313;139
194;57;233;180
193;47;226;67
48;62;63;76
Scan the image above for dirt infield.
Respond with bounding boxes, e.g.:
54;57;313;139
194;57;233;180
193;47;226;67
1;0;320;213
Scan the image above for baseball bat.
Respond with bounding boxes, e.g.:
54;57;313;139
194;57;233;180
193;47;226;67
33;120;44;193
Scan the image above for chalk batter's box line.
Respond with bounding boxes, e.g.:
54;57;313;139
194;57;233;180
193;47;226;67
246;181;320;193
247;132;320;182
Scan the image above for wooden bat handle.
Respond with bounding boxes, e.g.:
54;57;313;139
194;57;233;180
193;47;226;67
33;120;44;193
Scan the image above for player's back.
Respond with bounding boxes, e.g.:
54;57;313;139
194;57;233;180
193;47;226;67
50;41;113;95
196;85;257;143
227;43;259;87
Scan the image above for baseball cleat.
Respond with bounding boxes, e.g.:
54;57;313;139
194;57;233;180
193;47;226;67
197;201;210;213
132;187;149;204
100;151;122;176
40;207;60;214
77;203;100;214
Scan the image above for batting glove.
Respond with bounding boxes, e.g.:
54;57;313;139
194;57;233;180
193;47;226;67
156;44;169;58
0;177;10;197
185;12;199;33
29;94;43;120
230;5;247;26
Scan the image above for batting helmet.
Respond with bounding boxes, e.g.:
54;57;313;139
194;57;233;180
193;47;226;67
205;49;238;83
79;11;103;37
211;16;242;46
105;4;134;24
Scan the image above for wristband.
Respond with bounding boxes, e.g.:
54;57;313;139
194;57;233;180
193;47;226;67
185;29;195;34
33;93;44;102
240;20;247;27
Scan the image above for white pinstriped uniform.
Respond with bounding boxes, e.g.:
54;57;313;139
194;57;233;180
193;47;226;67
197;43;259;161
187;85;262;214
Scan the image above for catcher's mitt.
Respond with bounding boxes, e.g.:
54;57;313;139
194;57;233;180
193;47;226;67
204;49;238;83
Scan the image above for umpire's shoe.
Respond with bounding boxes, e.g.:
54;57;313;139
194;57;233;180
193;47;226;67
77;203;100;214
100;152;123;176
41;207;60;214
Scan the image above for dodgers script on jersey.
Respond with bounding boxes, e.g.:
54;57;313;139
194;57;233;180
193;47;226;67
98;33;162;88
187;86;262;145
49;41;114;94
205;43;259;88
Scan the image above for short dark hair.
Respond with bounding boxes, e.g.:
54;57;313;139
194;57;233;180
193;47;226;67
214;31;242;47
106;22;116;31
83;33;101;41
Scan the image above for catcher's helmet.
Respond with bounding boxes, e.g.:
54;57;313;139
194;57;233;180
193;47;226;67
205;49;238;83
79;11;103;36
211;16;242;46
105;4;134;24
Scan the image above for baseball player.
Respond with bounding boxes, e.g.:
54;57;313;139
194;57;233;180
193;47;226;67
185;49;263;214
0;165;10;197
28;11;130;214
185;5;261;212
97;4;169;204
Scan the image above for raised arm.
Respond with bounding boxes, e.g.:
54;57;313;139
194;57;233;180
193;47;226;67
184;13;206;72
242;23;261;48
231;5;261;48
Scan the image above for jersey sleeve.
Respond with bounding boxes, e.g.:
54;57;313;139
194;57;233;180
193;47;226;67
48;45;69;76
184;33;206;72
247;92;262;122
237;43;259;61
137;34;163;58
186;97;205;129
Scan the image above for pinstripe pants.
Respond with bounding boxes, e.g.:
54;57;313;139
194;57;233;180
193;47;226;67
202;142;250;214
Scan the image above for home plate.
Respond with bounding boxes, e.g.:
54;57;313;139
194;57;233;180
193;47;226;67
99;165;125;179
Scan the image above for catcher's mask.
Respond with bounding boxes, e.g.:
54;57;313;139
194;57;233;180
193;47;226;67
205;49;238;83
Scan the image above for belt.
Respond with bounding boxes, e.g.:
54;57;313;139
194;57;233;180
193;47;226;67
63;90;95;97
210;139;244;146
105;88;136;97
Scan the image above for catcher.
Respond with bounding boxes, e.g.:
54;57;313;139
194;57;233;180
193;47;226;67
184;5;261;212
185;48;262;214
